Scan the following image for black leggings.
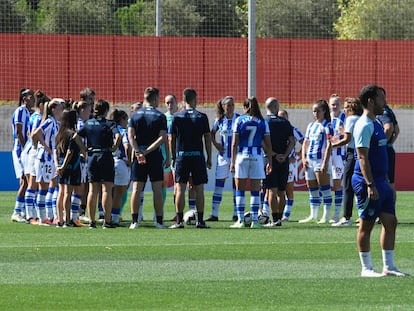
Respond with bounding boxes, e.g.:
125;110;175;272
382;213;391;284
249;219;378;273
342;149;356;219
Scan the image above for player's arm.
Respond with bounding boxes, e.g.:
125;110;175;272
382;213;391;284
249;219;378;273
211;127;224;153
390;123;400;144
128;126;141;160
279;135;295;162
356;147;379;200
331;132;352;148
169;133;176;166
203;132;212;169
262;134;273;174
382;122;394;143
230;133;238;173
111;132;122;153
15;123;26;147
301;138;309;169
321;137;332;173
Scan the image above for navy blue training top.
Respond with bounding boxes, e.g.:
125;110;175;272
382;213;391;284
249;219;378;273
265;114;294;154
128;106;167;148
169;108;210;154
77;117;118;149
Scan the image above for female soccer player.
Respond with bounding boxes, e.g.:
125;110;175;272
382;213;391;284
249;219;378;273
230;97;273;228
109;109;131;226
11;88;35;223
32;98;65;225
208;96;239;222
55;109;85;227
75;99;121;229
299;99;333;224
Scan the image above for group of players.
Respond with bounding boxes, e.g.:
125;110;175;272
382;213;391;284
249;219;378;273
9;85;399;230
10;84;408;276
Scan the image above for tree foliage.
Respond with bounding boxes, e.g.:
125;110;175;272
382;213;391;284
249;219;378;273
0;0;25;33
335;0;414;39
256;0;339;38
2;0;414;39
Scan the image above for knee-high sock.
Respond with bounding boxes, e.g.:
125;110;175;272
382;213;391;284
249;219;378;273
14;196;25;215
52;186;59;219
211;179;225;217
235;190;245;221
71;193;81;221
308;187;320;219
250;191;260;222
283;199;294;218
24;189;36;219
320;185;332;220
36;189;48;221
45;187;54;220
333;189;343;220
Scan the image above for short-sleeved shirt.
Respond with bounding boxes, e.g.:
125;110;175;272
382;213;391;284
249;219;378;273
265;114;294;155
11;105;31;154
36;116;59;162
112;125;129;160
128;106;167;150
169;108;210;156
353;115;388;180
288;127;304;158
232;114;269;155
78;117;118;149
331;117;346;158
304;120;333;160
211;113;239;159
344;115;359;149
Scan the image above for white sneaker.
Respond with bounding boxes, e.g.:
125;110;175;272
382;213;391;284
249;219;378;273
281;216;289;222
382;267;410;277
11;212;26;223
361;268;384;277
298;216;316;224
129;222;139;229
155;223;167;229
332;217;352;227
329;217;339;224
230;221;245;228
317;218;328;224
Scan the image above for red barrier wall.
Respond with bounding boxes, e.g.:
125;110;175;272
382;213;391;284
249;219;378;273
2;34;414;104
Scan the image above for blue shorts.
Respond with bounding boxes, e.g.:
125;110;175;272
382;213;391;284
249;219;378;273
265;159;289;190
352;176;395;220
131;149;163;182
87;152;114;183
174;155;207;186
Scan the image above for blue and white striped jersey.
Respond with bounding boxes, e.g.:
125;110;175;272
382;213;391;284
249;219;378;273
113;125;129;160
233;114;269;155
331;117;346;158
212;113;239;159
305;120;333;160
36;116;59;162
288;127;304;158
11;105;31;155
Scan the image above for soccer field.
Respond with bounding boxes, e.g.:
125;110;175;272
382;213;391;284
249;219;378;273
1;191;413;310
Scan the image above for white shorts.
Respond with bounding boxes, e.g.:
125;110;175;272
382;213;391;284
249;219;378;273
215;155;231;180
12;149;25;179
27;148;37;176
331;154;344;180
305;158;331;181
80;162;88;184
234;153;265;180
114;158;131;186
287;161;297;183
35;158;56;183
21;142;33;175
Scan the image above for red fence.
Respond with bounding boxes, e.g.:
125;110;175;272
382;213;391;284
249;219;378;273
2;34;414;104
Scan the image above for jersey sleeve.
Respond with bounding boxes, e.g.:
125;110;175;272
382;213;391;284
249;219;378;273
354;120;373;149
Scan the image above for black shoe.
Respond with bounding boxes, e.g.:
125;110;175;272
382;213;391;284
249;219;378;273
89;221;97;229
102;222;116;229
196;221;210;229
206;215;219;222
232;215;238;222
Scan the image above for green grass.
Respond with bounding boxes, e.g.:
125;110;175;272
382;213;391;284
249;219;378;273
1;191;413;310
